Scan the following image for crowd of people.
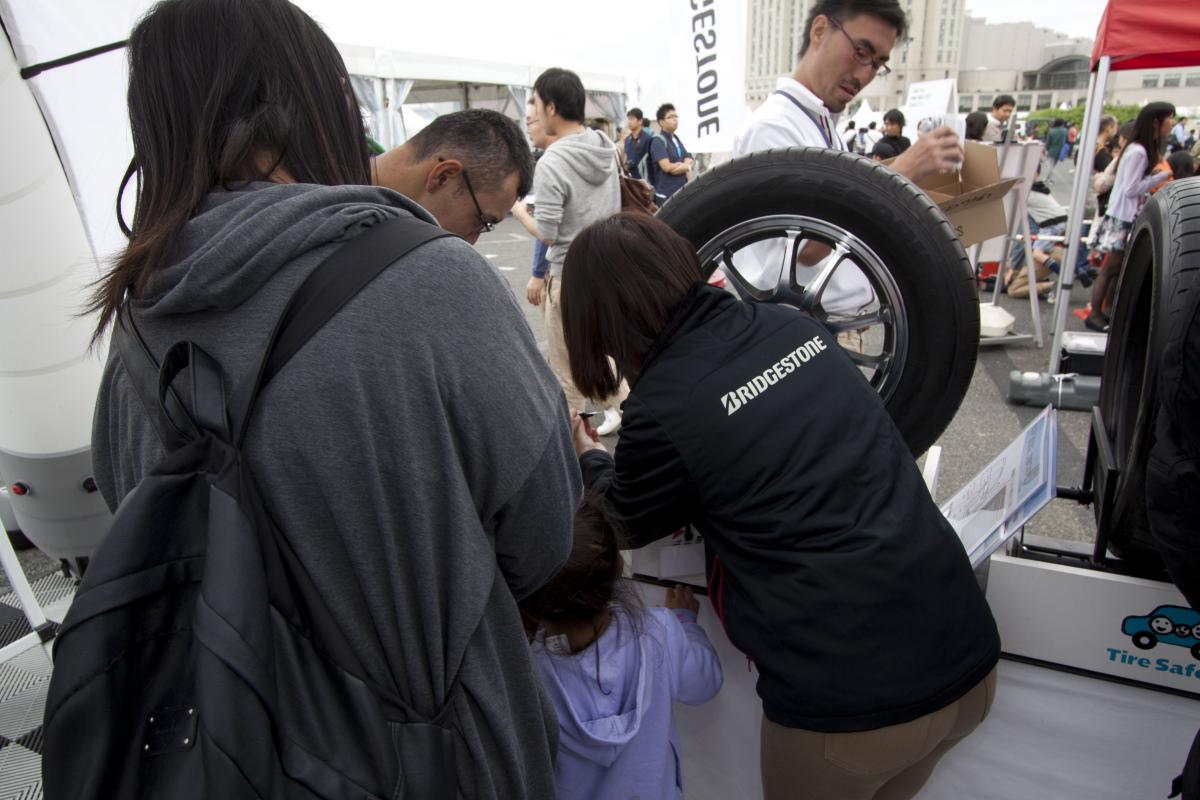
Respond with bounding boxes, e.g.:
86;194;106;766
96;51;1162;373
102;0;1200;797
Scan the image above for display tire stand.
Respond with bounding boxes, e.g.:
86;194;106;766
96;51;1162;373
0;527;56;665
1007;58;1111;410
978;128;1045;349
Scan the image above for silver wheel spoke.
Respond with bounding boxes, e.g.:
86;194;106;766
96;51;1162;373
798;244;851;314
722;250;774;301
825;307;890;333
845;348;889;372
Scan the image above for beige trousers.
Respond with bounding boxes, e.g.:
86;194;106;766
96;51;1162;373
541;273;629;412
761;667;998;800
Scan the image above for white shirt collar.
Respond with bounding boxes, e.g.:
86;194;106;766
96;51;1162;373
774;76;841;130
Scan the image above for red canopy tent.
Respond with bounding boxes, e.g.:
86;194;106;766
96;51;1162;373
1046;0;1200;375
1091;0;1200;71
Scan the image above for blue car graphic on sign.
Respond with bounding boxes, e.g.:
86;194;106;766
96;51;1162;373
1122;605;1200;660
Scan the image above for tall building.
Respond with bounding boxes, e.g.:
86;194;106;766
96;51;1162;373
860;0;966;113
744;0;967;114
746;0;807;107
956;17;1200;113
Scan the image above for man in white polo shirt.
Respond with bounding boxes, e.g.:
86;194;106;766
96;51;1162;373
732;0;964;351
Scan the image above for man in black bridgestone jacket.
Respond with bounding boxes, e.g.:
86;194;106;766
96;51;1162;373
578;281;1000;791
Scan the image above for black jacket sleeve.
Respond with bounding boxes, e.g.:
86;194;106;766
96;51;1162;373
579;394;696;549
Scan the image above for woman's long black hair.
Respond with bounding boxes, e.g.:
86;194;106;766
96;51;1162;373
89;0;370;340
1118;101;1176;177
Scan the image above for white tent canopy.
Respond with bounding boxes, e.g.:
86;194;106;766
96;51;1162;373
340;45;627;150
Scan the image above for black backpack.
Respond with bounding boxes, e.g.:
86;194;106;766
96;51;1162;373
43;216;456;800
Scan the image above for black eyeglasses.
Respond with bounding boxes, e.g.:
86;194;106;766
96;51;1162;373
460;169;495;234
828;17;892;77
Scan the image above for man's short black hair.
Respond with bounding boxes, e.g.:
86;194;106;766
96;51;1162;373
656;103;676;122
800;0;908;56
627;107;644;121
868;121;877;129
993;94;1016;110
407;109;534;198
533;67;586;124
883;108;905;126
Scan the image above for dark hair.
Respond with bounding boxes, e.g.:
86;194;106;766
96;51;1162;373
1167;150;1195;180
520;492;629;631
871;140;898;160
1118;121;1137;143
883;108;905;126
656;103;676;123
627;107;644;121
992;94;1015;110
868;121;877;130
406;109;534;198
533;67;586;123
846;121;857;132
1120;101;1177;176
561;213;705;399
1098;114;1118;135
965;111;988;141
90;0;368;340
800;0;908;56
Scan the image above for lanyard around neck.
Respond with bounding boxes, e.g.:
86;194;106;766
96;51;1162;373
772;90;842;150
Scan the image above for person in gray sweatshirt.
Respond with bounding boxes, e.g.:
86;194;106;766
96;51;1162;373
527;68;625;429
87;2;578;797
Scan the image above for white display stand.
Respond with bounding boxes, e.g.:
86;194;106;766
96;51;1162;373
987;553;1197;694
634;556;1199;800
0;524;55;664
976;139;1046;349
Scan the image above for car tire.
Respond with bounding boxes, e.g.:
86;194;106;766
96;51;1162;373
1132;631;1157;649
657;147;978;456
1097;178;1200;566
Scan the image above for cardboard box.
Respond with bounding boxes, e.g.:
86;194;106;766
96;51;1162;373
893;140;1020;247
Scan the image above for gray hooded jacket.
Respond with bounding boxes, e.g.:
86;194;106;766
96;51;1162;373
92;182;580;799
533;128;621;272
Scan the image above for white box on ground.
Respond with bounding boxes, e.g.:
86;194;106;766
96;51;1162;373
980;303;1015;337
630;533;706;582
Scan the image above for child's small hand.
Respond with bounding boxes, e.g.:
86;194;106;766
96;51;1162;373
665;584;699;614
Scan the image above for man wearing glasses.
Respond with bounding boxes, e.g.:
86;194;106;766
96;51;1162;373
734;0;961;181
651;103;694;204
526;67;625;431
730;0;964;354
372;108;531;245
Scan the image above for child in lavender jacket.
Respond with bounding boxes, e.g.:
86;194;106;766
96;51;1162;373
522;494;723;800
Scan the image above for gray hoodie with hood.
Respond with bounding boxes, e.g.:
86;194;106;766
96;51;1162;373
92;181;580;799
534;128;621;272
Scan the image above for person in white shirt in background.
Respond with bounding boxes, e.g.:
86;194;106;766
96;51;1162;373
733;0;964;353
983;95;1016;144
1086;101;1176;332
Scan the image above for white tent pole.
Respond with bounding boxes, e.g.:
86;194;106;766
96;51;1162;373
1047;56;1110;375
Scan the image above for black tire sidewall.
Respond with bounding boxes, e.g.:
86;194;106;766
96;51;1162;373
1099;181;1200;564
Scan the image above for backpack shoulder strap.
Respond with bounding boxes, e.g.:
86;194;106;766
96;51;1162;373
116;214;450;452
232;214;452;446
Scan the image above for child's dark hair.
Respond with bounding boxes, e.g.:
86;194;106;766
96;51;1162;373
522;492;630;632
